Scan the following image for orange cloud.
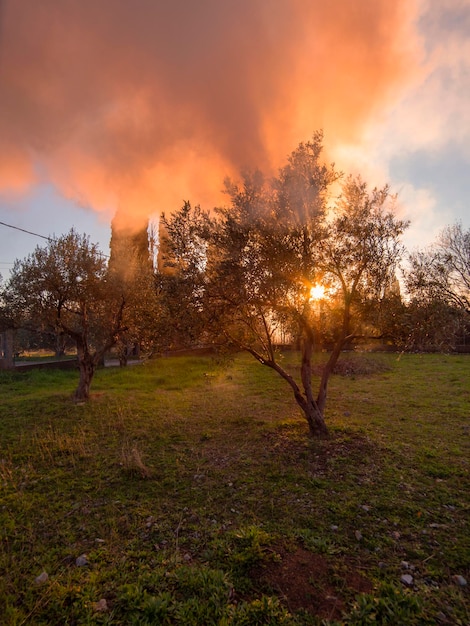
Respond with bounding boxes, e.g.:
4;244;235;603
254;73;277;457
0;0;423;233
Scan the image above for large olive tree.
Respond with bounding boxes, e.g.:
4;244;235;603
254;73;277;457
2;229;127;400
163;135;408;438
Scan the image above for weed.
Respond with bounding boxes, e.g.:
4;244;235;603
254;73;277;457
0;457;15;487
119;438;152;478
296;529;342;556
344;583;425;625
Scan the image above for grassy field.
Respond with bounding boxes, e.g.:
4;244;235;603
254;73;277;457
0;351;468;625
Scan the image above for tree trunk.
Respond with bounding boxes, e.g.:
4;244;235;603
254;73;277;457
74;345;95;402
277;369;329;439
263;338;330;439
55;331;66;358
300;337;329;438
118;341;129;367
0;329;15;369
243;338;330;439
60;296;125;402
302;400;329;438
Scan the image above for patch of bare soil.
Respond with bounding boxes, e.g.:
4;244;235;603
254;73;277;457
253;545;373;621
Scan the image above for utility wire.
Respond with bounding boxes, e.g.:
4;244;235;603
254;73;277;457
0;220;54;241
0;219;110;258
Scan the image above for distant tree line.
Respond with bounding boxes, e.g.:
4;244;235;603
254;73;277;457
1;133;468;437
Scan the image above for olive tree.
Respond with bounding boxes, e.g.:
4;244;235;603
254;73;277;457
403;222;469;350
2;229;127;400
163;135;408;438
156;204;212;352
405;222;469;314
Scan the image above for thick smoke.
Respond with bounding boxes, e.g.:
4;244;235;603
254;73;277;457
0;0;421;231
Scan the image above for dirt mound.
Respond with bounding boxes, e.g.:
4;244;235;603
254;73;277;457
254;545;372;620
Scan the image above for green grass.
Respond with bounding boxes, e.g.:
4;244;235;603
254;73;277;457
0;352;469;624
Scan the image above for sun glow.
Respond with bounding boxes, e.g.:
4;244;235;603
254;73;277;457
310;284;326;300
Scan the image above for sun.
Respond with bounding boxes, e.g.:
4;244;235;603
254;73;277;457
310;284;326;300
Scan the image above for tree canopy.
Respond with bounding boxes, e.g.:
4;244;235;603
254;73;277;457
162;134;409;437
2;229;127;400
403;222;469;351
405;222;469;314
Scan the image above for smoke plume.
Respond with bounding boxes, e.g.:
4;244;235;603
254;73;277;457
0;0;422;232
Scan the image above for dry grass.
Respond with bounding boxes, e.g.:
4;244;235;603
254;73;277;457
31;425;91;467
119;438;152;478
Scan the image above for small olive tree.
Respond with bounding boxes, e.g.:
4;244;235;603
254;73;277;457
405;222;469;313
404;222;469;350
2;229;127;400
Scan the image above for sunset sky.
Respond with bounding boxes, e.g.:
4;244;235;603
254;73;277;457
0;0;469;277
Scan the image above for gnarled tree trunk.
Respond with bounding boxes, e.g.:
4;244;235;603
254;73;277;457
74;346;96;402
262;339;329;439
300;335;329;438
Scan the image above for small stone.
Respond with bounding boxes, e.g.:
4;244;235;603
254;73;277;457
34;571;49;585
183;552;191;561
391;531;401;540
360;505;370;512
378;561;387;569
355;530;363;541
330;525;339;531
401;574;414;586
401;561;416;571
452;574;467;587
75;554;89;567
95;538;105;543
93;599;108;612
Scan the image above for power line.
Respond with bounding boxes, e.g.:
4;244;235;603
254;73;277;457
0;220;110;258
0;220;54;241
